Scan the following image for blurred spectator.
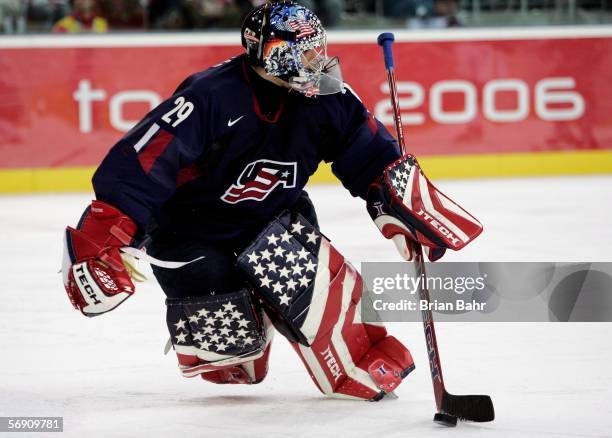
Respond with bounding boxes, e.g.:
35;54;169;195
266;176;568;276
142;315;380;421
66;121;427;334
0;0;26;33
383;0;433;20
433;0;460;27
195;0;243;28
28;0;71;31
297;0;344;26
148;0;196;29
53;0;109;32
99;0;144;30
149;0;247;30
406;0;461;27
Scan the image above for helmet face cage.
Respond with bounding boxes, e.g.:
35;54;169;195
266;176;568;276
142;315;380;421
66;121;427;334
241;1;344;97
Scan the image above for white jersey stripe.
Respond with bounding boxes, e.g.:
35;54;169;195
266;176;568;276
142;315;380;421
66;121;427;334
133;123;160;153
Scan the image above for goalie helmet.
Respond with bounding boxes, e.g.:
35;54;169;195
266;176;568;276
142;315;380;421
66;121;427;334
241;0;344;97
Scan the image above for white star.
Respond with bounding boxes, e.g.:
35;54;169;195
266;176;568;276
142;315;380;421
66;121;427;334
286;252;297;264
202;325;214;335
236;328;248;338
273;246;285;258
214;309;225;319
174;319;186;330
278;266;291;278
205;316;216;326
193;331;204;342
222;302;237;313
188;315;200;324
268;261;279;273
231;310;243;320
260;276;272;288
286;278;298;291
219;326;231;336
237;318;250;328
306;230;319;244
260;249;272;261
220;317;233;327
272;282;284;295
216;342;228;352
254;264;266;276
281;170;290;178
199;339;211;350
266;234;279;246
175;332;187;344
304;259;317;273
297;248;309;260
226;335;237;345
209;333;221;344
280;231;292;243
291;221;305;234
244;336;255;346
247;251;260;264
197;308;209;317
299;276;311;287
292;264;304;276
279;294;291;306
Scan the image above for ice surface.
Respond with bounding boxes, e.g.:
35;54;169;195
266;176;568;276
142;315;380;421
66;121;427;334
1;175;611;437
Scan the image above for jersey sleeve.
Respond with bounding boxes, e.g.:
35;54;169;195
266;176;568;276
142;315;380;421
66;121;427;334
92;88;213;228
326;85;401;199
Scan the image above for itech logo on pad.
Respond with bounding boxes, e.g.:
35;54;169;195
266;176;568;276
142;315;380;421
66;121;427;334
221;159;297;204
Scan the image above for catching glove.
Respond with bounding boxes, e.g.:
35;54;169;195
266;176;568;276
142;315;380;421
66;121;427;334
367;155;483;261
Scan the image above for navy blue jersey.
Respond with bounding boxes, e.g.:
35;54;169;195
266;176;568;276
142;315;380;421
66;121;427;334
93;55;400;246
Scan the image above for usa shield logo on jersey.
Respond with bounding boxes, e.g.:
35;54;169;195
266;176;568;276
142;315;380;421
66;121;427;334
221;159;297;204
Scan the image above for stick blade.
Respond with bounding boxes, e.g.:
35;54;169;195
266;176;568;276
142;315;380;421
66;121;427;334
441;391;495;422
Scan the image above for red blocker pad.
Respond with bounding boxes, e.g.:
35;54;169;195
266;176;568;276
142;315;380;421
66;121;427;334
166;290;274;384
237;212;415;400
368;155;483;261
62;201;138;316
65;258;135;316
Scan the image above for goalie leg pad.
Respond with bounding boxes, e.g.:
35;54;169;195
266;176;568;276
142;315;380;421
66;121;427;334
237;211;415;400
166;290;274;384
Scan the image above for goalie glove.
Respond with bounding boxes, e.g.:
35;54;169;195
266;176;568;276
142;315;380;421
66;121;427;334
367;155;483;262
62;200;138;317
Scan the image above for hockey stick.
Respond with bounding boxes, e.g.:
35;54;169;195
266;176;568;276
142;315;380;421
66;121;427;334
377;33;495;427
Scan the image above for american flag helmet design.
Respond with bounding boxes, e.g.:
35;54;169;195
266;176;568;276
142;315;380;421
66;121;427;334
241;1;326;80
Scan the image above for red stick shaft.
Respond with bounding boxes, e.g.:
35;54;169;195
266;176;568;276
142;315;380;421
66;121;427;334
385;68;406;155
384;58;447;414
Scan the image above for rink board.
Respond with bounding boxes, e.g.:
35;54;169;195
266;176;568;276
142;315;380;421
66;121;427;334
2;150;612;193
1;27;612;192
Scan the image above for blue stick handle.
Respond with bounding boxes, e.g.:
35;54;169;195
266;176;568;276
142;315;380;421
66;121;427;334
377;32;396;69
